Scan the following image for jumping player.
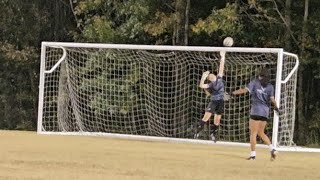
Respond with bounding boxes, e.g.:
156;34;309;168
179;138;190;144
195;51;226;142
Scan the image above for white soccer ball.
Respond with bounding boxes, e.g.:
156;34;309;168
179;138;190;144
223;37;234;47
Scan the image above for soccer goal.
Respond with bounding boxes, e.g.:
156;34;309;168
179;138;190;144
37;42;316;152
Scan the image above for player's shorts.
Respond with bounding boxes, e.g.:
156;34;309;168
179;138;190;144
250;115;268;121
205;99;224;115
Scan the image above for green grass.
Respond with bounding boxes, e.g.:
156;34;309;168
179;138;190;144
0;130;319;180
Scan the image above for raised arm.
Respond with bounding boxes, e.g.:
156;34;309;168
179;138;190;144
199;71;210;89
218;51;226;77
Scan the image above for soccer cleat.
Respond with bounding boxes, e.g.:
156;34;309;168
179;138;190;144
270;149;277;161
247;156;256;160
194;124;203;139
210;133;216;143
194;133;200;139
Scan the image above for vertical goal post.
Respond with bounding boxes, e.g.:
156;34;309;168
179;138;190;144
37;42;319;152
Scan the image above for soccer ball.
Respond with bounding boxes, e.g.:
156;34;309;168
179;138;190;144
223;37;234;47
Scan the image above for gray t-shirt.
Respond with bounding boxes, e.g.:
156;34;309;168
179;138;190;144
207;76;224;101
246;79;275;118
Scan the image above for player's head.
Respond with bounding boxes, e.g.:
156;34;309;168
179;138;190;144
207;71;218;81
258;68;270;87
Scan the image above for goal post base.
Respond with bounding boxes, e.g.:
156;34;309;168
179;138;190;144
37;131;320;153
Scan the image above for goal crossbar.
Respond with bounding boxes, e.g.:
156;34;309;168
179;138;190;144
42;41;282;53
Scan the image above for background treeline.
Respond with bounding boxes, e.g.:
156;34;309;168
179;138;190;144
0;0;319;146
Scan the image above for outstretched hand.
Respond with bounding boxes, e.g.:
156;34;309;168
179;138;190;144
202;71;210;78
203;71;210;75
220;51;226;58
224;92;235;101
224;93;231;101
274;107;282;116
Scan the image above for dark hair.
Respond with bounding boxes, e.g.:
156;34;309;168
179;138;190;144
212;71;218;76
259;68;270;87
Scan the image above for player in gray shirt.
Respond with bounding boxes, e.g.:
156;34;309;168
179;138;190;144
231;69;280;161
196;51;226;142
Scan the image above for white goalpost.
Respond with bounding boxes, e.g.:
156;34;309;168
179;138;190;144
37;42;319;152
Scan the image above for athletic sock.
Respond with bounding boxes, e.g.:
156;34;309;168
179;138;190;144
211;124;219;134
250;151;256;157
196;120;206;132
268;144;274;151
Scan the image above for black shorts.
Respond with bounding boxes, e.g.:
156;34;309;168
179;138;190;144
205;100;224;115
250;115;268;121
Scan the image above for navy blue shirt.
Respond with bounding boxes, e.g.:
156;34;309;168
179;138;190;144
207;76;224;101
246;79;275;118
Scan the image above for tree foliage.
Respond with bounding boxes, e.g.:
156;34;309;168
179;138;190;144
71;0;150;43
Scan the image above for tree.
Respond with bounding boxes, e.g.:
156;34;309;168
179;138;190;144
172;0;190;45
70;0;150;43
0;43;38;129
0;0;74;130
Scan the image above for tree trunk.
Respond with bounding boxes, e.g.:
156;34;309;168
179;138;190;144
171;0;190;136
184;0;190;45
301;0;309;54
57;62;70;131
173;0;188;45
28;64;38;128
296;0;309;145
284;0;292;50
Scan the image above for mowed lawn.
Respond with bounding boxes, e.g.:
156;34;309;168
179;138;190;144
0;131;319;180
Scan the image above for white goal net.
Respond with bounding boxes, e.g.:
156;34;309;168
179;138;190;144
38;42;300;150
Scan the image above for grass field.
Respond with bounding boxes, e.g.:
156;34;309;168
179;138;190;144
0;131;319;180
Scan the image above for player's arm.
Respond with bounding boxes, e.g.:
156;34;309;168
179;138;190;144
203;89;211;96
218;51;226;77
231;80;254;96
270;97;279;111
199;71;210;89
270;85;280;113
231;87;249;96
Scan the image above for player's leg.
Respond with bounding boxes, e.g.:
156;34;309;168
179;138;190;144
210;114;221;142
257;121;277;161
202;112;212;122
213;114;221;127
210;100;224;142
195;102;213;138
248;118;260;160
257;120;271;145
195;112;212;138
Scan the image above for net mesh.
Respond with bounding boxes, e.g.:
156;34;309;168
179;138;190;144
40;45;297;146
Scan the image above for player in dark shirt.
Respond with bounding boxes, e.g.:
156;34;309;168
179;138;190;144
196;51;226;142
231;69;280;160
